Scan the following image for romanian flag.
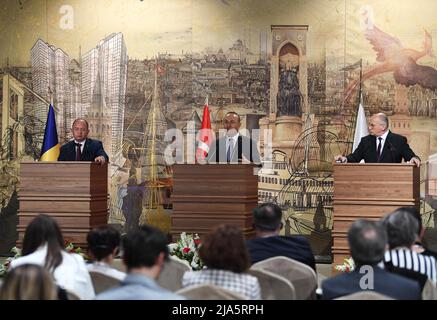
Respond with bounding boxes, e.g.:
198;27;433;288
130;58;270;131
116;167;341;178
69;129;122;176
40;104;60;161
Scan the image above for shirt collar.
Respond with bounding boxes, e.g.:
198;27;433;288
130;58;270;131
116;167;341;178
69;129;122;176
377;130;389;141
227;132;239;142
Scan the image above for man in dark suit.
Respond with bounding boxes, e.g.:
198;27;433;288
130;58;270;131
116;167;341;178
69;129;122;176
335;113;420;166
206;112;261;164
246;203;316;271
58;118;109;164
322;219;422;300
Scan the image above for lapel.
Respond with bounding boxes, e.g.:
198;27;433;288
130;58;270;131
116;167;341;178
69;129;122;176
369;135;377;162
81;139;90;160
232;135;241;161
68;140;76;160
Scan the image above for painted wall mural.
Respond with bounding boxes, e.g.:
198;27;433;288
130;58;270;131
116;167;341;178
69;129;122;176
1;0;437;257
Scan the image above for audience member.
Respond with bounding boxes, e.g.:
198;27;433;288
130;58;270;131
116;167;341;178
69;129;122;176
182;224;261;300
0;264;58;300
96;225;184;300
10;214;95;299
246;203;316;270
322;219;421;300
86;226;126;281
381;209;437;288
399;207;437;260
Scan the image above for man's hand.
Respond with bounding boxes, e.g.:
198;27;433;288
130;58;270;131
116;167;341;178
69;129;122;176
94;156;106;165
334;155;347;163
408;157;421;167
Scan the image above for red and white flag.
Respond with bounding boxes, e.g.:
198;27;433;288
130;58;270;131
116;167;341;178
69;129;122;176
196;96;213;163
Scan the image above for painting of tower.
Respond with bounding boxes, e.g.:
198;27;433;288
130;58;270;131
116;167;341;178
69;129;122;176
81;33;128;166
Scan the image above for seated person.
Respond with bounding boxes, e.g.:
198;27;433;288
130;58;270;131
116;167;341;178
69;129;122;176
10;214;95;300
401;207;437;260
381;209;437;288
322;219;421;300
0;264;58;300
86;226;126;281
96;225;184;300
246;202;316;271
182;224;261;300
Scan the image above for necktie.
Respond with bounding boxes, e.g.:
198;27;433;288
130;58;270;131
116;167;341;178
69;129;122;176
75;143;82;161
376;137;382;162
226;138;233;162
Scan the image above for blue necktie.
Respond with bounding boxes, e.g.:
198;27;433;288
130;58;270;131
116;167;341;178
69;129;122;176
227;138;233;162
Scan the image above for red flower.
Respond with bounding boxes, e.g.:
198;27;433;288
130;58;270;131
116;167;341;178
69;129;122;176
183;247;190;253
194;239;201;246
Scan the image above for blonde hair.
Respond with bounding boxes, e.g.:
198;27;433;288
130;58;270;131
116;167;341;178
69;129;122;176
0;264;58;300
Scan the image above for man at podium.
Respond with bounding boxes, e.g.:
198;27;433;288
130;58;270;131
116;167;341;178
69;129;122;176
58;118;109;164
206;112;261;164
334;113;420;167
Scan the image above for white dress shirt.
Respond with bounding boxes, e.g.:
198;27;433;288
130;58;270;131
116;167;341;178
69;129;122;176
225;132;239;159
376;130;389;154
10;244;95;300
74;140;85;153
87;261;127;281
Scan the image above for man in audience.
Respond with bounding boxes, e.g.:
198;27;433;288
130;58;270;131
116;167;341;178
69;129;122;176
86;225;126;281
381;209;437;288
96;225;184;300
322;219;421;300
246;202;316;271
400;207;437;260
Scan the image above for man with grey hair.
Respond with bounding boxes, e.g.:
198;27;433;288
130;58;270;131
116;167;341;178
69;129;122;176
322;219;421;300
335;112;420;166
381;208;437;289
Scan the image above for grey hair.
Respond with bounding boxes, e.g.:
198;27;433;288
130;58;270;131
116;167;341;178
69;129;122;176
382;209;419;249
374;113;389;129
348;219;387;266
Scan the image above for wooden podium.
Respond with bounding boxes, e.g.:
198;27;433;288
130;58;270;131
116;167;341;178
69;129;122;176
18;161;108;248
171;164;258;240
332;163;420;267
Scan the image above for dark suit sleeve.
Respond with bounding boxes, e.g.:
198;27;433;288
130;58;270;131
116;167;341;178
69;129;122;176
346;137;367;163
95;141;109;162
399;135;420;162
58;145;67;161
250;137;261;165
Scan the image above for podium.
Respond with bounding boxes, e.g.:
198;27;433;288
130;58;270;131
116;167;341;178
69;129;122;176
332;163;420;267
18;161;108;248
171;164;258;240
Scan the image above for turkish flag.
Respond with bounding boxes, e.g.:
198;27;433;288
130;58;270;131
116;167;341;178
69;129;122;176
196;97;213;163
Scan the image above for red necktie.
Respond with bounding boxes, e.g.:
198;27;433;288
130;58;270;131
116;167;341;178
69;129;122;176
75;143;82;161
376;137;382;162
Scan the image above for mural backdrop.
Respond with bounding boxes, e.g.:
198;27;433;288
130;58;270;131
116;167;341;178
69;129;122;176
1;0;437;258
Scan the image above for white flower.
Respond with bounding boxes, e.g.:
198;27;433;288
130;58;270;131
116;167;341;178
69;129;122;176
167;243;178;253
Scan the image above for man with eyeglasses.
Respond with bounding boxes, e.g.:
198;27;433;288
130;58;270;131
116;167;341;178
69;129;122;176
206;112;261;164
58;118;109;164
334;113;420;167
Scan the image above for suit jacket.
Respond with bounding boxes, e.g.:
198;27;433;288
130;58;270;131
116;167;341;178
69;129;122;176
58;138;109;162
321;265;422;300
206;134;261;164
246;235;316;271
346;131;419;163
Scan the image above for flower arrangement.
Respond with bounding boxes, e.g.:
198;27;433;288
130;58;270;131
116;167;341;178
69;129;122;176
168;232;204;270
0;241;87;277
334;257;355;272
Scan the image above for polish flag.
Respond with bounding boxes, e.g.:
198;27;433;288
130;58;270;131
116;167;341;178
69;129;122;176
196;97;213;163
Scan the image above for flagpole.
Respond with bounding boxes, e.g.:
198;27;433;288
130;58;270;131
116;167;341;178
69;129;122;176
347;59;363;155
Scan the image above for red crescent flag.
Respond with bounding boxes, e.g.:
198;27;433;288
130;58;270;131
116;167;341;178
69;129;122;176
196;97;212;163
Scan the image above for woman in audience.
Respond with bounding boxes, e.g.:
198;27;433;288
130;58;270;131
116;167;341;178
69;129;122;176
0;264;58;300
10;214;95;299
86;225;126;280
182;224;261;299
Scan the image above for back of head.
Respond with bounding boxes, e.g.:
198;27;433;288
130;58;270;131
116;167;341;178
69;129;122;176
87;225;121;261
348;219;387;266
252;203;282;232
22;214;65;271
0;264;58;300
397;206;422;236
122;224;168;270
382;209;419;249
199;224;249;273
